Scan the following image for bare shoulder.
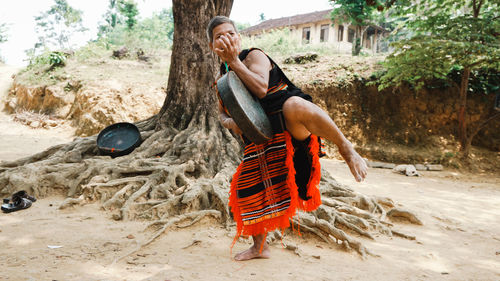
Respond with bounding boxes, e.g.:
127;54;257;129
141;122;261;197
243;49;272;71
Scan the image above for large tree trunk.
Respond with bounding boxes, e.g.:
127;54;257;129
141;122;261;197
0;0;421;259
158;0;232;131
352;25;362;56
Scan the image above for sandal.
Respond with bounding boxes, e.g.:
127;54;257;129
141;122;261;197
1;191;35;213
1;197;32;213
12;190;36;202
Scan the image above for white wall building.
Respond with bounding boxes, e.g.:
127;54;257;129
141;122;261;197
241;9;389;54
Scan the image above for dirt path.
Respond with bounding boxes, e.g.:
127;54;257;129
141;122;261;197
0;65;73;162
0;159;498;281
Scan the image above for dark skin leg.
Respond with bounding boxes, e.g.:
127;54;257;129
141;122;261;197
233;233;270;261
283;96;368;182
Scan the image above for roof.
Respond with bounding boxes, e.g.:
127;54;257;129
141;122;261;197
241;9;332;35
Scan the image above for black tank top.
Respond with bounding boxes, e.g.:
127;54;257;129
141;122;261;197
219;48;312;114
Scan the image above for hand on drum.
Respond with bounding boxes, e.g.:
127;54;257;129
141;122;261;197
226;118;243;135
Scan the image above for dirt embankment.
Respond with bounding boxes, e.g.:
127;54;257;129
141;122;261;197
275;54;499;168
302;82;499;147
4;54;499;168
3;57;167;136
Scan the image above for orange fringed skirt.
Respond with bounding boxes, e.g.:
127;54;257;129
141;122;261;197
228;129;322;241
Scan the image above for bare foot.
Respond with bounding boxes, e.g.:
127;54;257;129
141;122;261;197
234;244;270;261
339;142;368;182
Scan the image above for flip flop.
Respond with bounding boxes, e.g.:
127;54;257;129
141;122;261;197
1;194;33;213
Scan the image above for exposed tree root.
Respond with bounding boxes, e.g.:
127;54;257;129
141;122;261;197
0;114;421;258
387;208;423;225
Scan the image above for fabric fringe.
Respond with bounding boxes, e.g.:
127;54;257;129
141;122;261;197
228;132;322;250
229;160;244;253
298;134;322;212
229;132;300;247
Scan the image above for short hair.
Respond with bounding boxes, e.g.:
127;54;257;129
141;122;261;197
206;16;237;43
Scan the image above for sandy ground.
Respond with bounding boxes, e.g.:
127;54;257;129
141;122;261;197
1;65;499;280
0;160;499;281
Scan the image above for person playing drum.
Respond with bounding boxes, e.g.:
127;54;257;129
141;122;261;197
208;16;368;261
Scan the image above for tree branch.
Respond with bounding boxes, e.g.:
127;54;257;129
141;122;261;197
468;112;500;142
467;58;491;69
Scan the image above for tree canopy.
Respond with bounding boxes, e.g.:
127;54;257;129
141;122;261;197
330;0;381;55
97;0;174;52
0;23;7;44
118;0;139;31
379;0;500;90
377;0;500;156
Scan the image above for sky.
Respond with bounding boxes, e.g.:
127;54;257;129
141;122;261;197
0;0;332;66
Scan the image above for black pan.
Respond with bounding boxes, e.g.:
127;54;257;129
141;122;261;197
97;122;142;157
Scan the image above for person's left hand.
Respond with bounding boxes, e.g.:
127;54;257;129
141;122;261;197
213;34;239;65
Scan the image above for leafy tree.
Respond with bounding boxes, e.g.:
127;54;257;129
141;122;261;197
98;0;123;37
136;8;174;47
259;13;266;22
33;0;87;51
101;7;174;53
235;21;250;32
378;0;500;157
0;23;8;44
118;0;139;31
0;23;8;63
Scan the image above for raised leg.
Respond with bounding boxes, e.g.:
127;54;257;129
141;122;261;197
282;96;368;182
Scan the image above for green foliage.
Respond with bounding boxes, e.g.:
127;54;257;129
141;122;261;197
330;0;382;55
33;0;87;51
97;1;173;55
102;8;174;54
48;52;66;68
136;9;174;48
449;67;500;95
0;23;8;44
73;40;110;62
235;22;251;32
98;0;122;37
378;0;500;91
0;23;8;63
242;28;343;58
330;0;377;26
27;51;68;70
118;0;139;31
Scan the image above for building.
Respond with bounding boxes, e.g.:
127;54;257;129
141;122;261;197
240;9;389;54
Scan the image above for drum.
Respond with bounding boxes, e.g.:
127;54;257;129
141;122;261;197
217;71;273;144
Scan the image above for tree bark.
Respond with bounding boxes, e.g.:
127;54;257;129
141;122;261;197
352;25;362;56
157;0;233;131
458;67;470;154
463;112;500;156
